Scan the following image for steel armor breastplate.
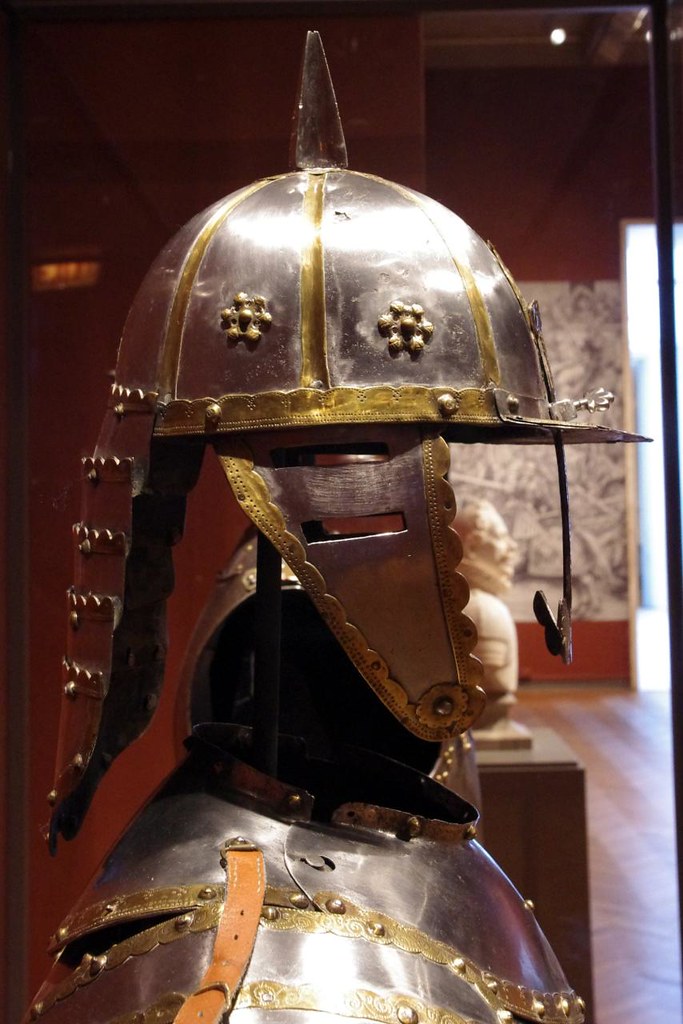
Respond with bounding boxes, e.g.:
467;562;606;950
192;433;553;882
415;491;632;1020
29;729;583;1024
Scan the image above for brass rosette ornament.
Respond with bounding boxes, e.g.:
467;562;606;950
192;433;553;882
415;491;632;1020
49;31;642;846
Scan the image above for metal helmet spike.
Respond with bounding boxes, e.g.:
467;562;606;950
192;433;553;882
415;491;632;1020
290;31;348;170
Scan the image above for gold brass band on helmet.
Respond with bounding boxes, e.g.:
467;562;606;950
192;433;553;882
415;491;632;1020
216;438;478;740
151;384;631;441
360;172;501;387
159;177;276;400
154;385;499;435
301;172;331;388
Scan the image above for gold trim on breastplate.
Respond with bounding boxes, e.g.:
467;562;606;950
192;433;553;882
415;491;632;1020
38;886;583;1024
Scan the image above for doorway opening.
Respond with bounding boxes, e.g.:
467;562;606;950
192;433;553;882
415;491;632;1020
623;220;683;690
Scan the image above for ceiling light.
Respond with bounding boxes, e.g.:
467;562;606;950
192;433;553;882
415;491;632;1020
550;27;567;46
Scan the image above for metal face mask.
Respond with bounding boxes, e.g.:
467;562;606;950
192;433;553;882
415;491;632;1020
216;425;484;741
49;32;640;844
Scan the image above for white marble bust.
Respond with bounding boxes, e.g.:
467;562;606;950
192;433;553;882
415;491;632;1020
455;499;531;747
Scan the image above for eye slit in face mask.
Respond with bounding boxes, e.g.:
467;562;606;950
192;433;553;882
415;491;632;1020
270;442;389;468
302;511;407;543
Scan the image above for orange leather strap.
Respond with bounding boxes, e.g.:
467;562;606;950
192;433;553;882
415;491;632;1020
174;839;266;1024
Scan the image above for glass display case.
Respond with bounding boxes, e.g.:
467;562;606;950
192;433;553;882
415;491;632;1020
2;3;679;1022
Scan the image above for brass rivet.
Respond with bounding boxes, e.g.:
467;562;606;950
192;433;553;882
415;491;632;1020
406;816;422;838
69;611;80;629
507;394;520;414
57;925;68;941
87;467;98;483
29;1003;43;1020
397;1005;418;1024
523;898;535;912
434;697;454;717
104;902;116;914
205;402;222;424
71;753;84;772
114;402;125;417
531;1000;546;1019
79;538;92;556
464;824;477;840
175;913;193;932
497;1012;513;1023
198;887;216;900
64;681;78;700
486;978;498;994
577;997;586;1012
47;789;58;807
559;997;570;1016
368;920;386;938
325;898;346;915
225;835;256;850
89;954;107;976
452;957;466;974
287;793;302;810
289;893;309;909
437;393;458;418
261;906;280;922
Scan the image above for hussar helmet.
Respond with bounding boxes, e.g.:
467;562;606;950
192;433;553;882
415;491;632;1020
49;32;639;845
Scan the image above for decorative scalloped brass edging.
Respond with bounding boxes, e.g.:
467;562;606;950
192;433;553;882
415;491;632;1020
73;523;128;558
109;385;159;417
81;455;134;484
216;438;466;741
61;659;107;702
154;385;499;436
355;171;500;388
331;803;473;843
258;892;584;1024
49;884;225;954
34;885;583;1024
31;905;220;1019
235;981;470;1024
67;588;121;626
108;993;185;1024
419;435;486;731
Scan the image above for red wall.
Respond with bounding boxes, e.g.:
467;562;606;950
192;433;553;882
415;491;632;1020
426;65;653;280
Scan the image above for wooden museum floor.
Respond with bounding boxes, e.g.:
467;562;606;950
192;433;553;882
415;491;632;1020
512;686;681;1023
